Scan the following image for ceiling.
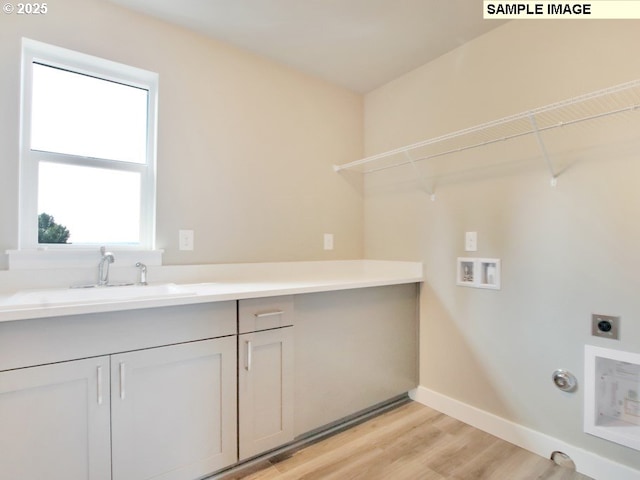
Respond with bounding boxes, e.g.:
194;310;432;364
105;0;505;93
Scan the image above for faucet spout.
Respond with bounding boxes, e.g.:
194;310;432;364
98;246;115;286
135;262;148;286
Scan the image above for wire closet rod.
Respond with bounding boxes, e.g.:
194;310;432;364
334;78;640;173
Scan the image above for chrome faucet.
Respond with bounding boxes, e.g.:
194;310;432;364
135;262;148;286
98;246;115;286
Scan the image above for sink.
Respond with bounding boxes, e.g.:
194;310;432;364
2;283;196;308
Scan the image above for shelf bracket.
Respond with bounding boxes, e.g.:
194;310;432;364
404;151;436;200
528;113;558;187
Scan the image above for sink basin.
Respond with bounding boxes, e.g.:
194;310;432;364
2;283;196;308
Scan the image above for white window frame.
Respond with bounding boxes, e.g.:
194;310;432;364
13;39;159;268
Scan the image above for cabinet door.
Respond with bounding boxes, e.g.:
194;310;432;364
0;357;111;480
111;337;237;480
239;326;294;460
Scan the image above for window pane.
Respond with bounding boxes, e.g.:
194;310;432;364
38;162;141;244
31;63;148;164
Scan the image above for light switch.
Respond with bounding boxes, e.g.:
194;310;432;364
465;232;477;252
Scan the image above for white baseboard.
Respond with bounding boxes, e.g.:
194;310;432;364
410;386;640;480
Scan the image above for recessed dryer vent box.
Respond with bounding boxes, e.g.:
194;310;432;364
584;345;640;451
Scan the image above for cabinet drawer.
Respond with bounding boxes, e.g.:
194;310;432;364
239;296;293;334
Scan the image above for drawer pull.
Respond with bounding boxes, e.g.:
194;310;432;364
254;310;284;318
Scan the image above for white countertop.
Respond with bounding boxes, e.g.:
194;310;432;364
0;260;423;323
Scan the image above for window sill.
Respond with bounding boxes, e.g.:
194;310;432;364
6;247;163;270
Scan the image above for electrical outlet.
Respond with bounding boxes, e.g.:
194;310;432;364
179;230;194;251
465;232;477;252
324;233;334;251
591;314;620;340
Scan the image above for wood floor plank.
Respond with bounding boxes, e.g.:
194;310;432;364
423;425;500;477
222;401;594;480
449;438;542;480
219;460;282;480
271;402;438;476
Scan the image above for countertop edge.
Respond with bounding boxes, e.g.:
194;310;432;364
0;260;423;323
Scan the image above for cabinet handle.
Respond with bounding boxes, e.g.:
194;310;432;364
246;341;252;371
254;310;284;318
119;362;126;400
97;366;103;406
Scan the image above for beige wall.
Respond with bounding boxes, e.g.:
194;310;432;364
364;20;640;470
4;3;640;470
0;0;364;269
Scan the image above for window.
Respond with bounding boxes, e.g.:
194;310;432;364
18;39;158;253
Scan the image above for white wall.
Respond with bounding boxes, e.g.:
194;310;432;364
364;20;640;472
0;0;364;270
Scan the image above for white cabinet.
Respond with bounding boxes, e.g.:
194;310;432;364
239;326;294;460
0;337;237;480
111;337;237;480
0;302;238;480
0;356;111;480
238;296;294;460
0;285;419;477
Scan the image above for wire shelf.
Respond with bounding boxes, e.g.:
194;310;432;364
334;79;640;182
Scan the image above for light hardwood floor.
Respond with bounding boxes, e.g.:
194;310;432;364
222;401;594;480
